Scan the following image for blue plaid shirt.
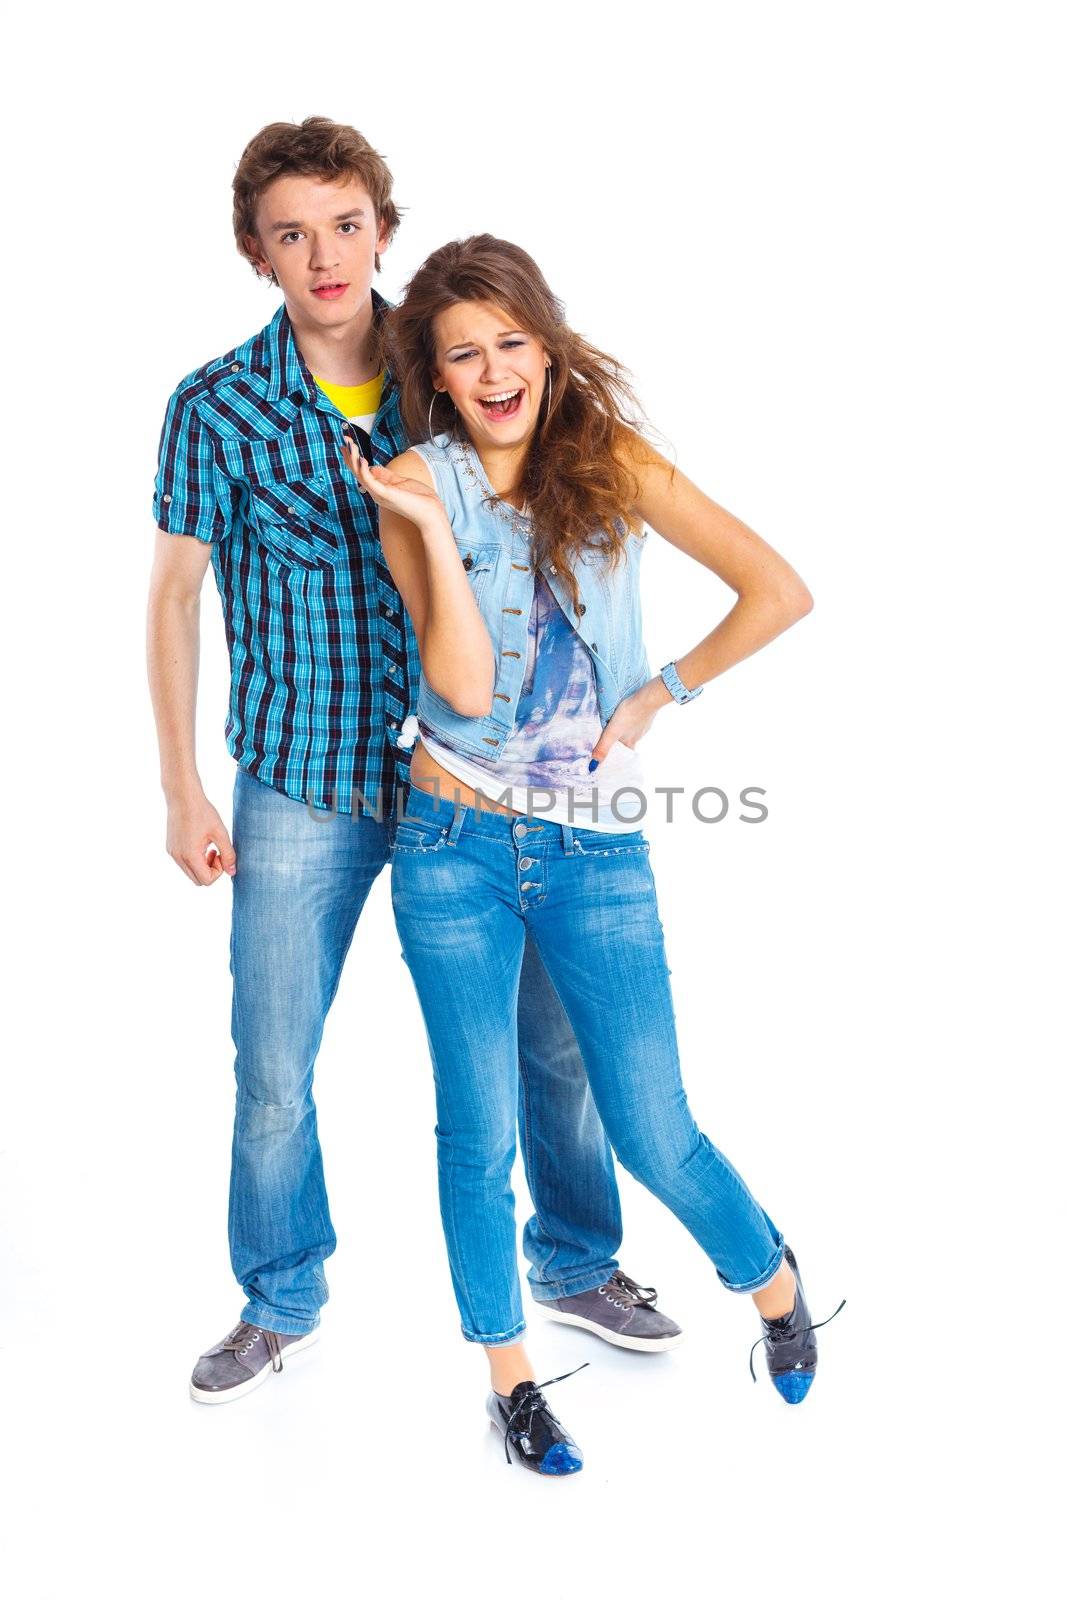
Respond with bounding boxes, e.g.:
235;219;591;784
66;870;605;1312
153;291;418;816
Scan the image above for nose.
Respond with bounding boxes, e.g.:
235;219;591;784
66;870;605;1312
307;231;340;273
480;352;510;385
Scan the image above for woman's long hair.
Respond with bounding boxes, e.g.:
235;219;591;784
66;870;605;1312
384;235;648;604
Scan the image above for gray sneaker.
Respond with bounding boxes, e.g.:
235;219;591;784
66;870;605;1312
189;1320;320;1405
535;1270;684;1351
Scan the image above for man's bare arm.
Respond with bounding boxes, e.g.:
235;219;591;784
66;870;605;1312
146;529;237;885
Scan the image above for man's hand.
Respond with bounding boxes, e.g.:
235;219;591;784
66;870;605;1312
166;787;237;886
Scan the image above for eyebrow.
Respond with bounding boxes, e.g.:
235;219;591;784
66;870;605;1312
268;209;367;233
444;330;526;354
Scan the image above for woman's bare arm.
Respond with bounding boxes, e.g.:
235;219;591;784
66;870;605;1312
588;432;813;763
344;443;496;717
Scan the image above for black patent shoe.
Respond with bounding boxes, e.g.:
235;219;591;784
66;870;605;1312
486;1364;587;1475
749;1245;846;1405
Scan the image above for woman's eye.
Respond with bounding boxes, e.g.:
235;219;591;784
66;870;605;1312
501;339;526;349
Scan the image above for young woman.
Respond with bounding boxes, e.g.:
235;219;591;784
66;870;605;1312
344;236;840;1475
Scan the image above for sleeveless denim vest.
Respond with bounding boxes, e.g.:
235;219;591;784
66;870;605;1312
409;434;651;763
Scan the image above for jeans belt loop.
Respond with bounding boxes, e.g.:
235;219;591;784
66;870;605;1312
446;804;467;847
561;822;575;857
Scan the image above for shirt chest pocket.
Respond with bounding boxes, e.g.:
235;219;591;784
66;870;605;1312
249;476;344;571
457;542;500;597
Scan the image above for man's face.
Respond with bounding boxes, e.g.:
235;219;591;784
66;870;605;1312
246;175;391;331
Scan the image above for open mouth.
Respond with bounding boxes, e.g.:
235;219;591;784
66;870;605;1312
477;387;524;421
311;282;349;300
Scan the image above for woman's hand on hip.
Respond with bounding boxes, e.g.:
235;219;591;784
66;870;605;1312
588;676;673;769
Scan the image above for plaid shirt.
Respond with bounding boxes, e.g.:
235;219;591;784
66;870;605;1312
153;291;418;816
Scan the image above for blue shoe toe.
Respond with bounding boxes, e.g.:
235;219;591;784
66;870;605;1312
539;1441;584;1475
771;1370;815;1405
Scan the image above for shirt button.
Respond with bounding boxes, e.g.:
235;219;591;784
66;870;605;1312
518;857;533;869
577;604;587;616
162;493;172;504
230;363;241;373
591;642;599;653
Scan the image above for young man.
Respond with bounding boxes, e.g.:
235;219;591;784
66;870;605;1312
147;118;683;1404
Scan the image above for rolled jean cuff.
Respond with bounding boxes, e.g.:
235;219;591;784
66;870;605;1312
460;1317;527;1346
239;1301;321;1338
528;1265;616;1304
715;1234;786;1295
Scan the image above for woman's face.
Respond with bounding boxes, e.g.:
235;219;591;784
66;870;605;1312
432;299;549;453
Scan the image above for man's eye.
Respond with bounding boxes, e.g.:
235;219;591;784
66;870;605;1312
339;222;360;234
280;232;302;245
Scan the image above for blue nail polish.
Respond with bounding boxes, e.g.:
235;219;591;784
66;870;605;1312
588;759;599;773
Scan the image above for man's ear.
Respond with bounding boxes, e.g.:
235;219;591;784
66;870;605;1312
243;233;274;281
374;215;393;275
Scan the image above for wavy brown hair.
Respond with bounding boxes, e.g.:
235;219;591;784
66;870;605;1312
233;117;402;283
385;235;649;604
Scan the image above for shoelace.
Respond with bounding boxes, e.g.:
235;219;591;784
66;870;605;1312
748;1298;846;1383
500;1362;589;1465
606;1271;659;1309
222;1321;284;1374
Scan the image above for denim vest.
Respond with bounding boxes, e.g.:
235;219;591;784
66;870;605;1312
410;434;651;763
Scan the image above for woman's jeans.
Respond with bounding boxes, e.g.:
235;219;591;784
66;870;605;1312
391;783;785;1345
228;766;624;1336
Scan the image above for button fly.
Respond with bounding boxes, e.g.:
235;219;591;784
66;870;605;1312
518;857;533;869
514;823;527;837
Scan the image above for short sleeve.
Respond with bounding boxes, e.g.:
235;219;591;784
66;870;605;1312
153;383;240;543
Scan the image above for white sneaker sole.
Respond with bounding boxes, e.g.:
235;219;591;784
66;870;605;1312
189;1327;321;1406
533;1302;685;1351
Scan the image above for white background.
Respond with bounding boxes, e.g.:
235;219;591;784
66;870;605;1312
3;2;1063;1594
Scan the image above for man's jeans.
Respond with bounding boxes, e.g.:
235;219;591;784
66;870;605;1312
391;783;785;1344
228;765;622;1335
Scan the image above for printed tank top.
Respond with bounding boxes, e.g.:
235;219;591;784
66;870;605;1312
416;569;646;831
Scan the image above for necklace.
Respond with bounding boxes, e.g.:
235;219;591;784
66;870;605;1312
455;436;531;540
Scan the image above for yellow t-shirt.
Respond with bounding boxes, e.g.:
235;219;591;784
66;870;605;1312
314;370;386;430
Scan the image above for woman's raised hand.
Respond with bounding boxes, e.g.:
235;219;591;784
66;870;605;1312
341;440;446;530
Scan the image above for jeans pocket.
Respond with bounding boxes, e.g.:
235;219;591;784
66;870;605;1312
391;818;450;854
572;834;650;858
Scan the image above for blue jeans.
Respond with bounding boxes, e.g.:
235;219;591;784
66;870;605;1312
227;765;622;1334
391;783;785;1344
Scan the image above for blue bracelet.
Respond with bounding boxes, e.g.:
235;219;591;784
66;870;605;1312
660;660;704;705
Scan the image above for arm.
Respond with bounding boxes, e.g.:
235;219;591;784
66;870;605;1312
591;431;814;762
146;529;237;885
343;443;496;717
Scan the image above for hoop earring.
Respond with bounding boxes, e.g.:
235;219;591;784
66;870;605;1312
428;390;455;444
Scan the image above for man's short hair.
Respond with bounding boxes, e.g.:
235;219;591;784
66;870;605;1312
233;116;402;279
